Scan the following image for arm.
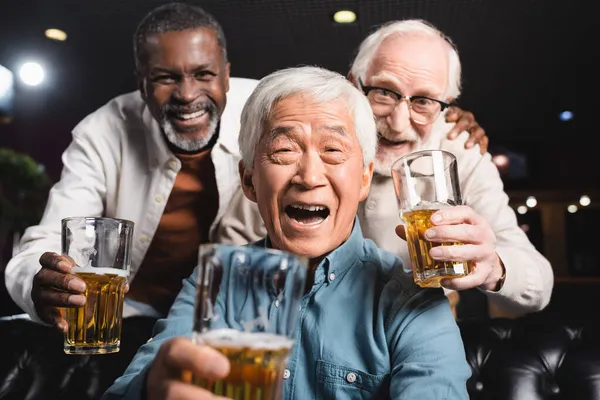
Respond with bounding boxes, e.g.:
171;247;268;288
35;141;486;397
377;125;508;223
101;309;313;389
214;187;267;245
437;142;553;314
444;106;489;155
103;270;199;399
4;130;107;321
387;288;471;399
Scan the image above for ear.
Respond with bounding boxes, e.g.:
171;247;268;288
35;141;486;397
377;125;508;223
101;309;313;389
238;160;257;203
347;71;357;87
359;161;374;202
224;62;231;93
136;70;147;101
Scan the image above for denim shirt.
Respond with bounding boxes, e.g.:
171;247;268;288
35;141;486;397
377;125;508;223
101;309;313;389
103;219;470;399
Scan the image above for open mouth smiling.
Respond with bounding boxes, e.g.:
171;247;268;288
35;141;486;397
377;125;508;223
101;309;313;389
285;203;330;225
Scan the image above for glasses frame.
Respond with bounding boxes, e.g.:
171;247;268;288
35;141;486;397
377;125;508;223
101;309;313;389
358;78;452;125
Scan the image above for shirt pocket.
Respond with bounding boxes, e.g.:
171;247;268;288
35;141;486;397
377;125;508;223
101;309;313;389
315;359;389;400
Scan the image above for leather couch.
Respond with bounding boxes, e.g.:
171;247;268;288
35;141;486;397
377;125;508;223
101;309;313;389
1;315;598;400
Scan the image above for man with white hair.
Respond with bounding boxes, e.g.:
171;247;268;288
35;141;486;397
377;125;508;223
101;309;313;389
217;19;554;317
103;66;470;400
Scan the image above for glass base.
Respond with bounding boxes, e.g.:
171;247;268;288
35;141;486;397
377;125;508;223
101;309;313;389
64;342;120;355
415;266;468;288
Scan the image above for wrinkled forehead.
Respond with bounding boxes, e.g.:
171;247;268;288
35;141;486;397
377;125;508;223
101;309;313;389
265;94;355;133
366;33;449;87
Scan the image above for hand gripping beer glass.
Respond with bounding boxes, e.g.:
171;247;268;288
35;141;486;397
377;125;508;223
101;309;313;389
62;217;133;354
391;150;471;288
191;244;308;400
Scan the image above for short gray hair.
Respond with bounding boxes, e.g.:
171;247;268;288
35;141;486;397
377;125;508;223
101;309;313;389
350;19;462;100
239;66;377;168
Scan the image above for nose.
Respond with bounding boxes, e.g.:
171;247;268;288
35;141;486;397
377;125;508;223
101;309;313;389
291;151;328;189
174;76;200;103
385;100;412;133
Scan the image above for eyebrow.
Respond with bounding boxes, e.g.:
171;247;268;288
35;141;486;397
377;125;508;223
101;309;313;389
370;74;441;97
149;64;214;75
318;124;350;139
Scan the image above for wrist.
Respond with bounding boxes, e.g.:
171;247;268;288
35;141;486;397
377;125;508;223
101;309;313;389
480;255;506;292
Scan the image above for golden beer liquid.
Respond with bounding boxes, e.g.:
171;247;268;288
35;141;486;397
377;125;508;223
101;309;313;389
64;272;127;354
191;330;293;400
403;209;471;288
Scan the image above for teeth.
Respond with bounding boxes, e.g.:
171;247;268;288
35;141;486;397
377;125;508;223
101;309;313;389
290;204;327;212
177;110;207;120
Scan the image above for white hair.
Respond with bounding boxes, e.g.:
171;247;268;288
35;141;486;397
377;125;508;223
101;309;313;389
239;66;377;168
350;19;462;100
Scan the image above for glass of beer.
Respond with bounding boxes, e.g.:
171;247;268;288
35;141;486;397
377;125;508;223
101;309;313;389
190;244;308;400
61;217;133;355
391;150;470;288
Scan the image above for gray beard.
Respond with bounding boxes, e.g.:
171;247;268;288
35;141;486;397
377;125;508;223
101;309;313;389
160;113;219;152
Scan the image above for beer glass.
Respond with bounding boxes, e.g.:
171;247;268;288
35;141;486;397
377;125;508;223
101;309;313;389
191;244;308;400
62;217;133;355
391;150;470;287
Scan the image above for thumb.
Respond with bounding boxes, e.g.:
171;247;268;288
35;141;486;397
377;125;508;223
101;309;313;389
395;225;407;241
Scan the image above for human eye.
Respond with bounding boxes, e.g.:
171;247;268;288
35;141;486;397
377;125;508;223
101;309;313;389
370;88;396;104
195;71;216;81
152;74;177;84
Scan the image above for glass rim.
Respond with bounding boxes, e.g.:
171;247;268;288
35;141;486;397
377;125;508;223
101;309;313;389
390;149;456;171
199;243;309;265
61;216;134;227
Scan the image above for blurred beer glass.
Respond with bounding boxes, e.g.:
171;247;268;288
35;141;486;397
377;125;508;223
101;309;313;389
62;217;133;354
191;244;308;399
391;150;470;288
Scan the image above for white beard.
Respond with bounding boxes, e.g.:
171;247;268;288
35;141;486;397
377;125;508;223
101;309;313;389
160;113;219;152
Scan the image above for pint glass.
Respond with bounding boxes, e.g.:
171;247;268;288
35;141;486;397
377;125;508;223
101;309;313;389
191;244;308;399
62;217;133;355
391;150;471;287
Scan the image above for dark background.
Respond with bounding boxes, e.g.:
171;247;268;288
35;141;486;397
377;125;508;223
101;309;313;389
0;0;586;188
0;0;591;318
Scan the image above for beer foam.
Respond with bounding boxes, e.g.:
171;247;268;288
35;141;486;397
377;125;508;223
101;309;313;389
195;329;294;350
71;266;129;277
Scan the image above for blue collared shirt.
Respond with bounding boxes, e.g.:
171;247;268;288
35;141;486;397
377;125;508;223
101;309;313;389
104;219;470;399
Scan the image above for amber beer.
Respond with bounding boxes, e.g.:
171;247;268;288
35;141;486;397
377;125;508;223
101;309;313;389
63;269;128;354
191;329;294;400
403;208;471;287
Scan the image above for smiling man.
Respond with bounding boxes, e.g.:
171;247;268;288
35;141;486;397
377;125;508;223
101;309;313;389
218;19;554;318
103;66;470;400
3;2;258;380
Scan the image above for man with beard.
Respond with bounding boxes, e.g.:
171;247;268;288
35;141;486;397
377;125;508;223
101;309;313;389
4;3;257;335
5;6;486;332
217;19;553;318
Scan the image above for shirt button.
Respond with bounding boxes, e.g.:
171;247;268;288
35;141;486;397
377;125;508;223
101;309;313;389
155;195;164;203
168;160;178;170
346;372;357;383
283;369;290;380
329;273;336;281
366;201;376;210
274;300;280;308
140;234;149;244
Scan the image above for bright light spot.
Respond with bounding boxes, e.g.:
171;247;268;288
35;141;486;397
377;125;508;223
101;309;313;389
0;65;13;98
333;10;356;24
45;28;67;41
19;62;44;86
567;204;578;213
559;111;573;121
526;196;537;208
580;195;591;206
517;205;528;215
492;154;509;167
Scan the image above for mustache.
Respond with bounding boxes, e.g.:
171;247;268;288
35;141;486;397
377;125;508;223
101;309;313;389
161;99;217;116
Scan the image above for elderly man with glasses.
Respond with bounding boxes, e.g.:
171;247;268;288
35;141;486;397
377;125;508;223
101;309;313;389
217;19;553;318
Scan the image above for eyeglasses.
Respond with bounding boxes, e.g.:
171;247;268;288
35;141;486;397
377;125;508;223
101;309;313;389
358;78;451;125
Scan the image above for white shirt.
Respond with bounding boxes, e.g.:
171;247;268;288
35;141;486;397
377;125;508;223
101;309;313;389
4;77;259;321
358;118;554;315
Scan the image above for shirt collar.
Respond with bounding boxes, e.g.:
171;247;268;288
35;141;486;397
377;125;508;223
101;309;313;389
254;217;365;281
